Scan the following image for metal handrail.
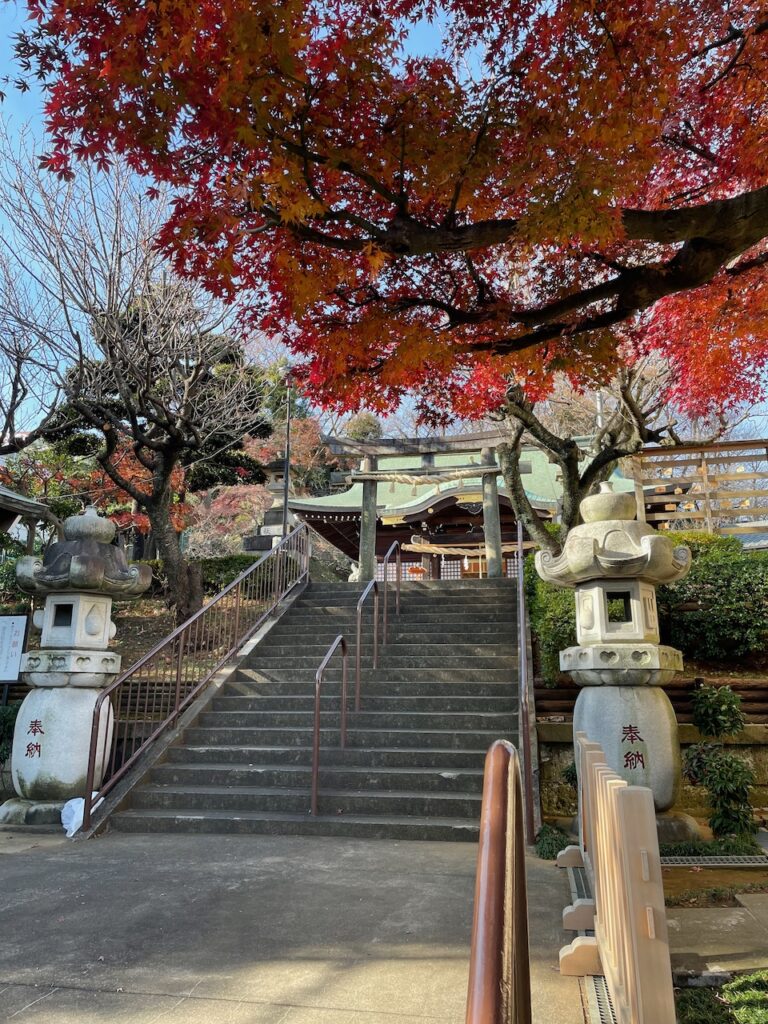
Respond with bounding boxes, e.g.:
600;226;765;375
82;524;311;830
516;521;536;845
355;580;379;711
466;740;532;1024
381;540;401;645
311;634;349;816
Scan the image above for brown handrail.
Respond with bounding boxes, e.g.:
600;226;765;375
311;634;349;816
382;540;401;645
516;521;536;845
82;524;311;830
355;580;379;712
466;740;532;1024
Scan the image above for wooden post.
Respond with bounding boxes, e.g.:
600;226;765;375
481;447;503;578
359;455;378;582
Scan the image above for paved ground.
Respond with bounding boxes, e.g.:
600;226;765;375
0;830;584;1024
669;893;768;974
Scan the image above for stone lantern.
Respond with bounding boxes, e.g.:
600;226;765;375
0;507;151;825
536;483;691;814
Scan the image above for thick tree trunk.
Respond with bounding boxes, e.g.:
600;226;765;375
496;438;559;554
146;499;203;624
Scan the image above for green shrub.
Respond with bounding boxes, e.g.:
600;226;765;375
659;551;768;660
676;987;732;1024
0;559;25;603
562;760;578;789
684;746;758;837
134;554;266;597
723;969;768;1024
684;684;756;837
524;555;576;684
0;701;20;765
196;554;264;592
667;530;742;558
658;835;763;857
691;684;746;739
535;823;570;860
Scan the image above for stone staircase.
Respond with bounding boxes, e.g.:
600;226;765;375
111;578;519;840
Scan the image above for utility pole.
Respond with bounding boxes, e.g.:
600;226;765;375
282;373;292;537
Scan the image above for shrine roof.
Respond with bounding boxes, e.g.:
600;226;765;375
289;446;636;517
0;483;50;520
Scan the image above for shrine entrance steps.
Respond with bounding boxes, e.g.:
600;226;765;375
110;579;519;841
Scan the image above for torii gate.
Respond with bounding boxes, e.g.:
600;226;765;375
324;430;531;582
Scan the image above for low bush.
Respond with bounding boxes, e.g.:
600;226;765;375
665;530;742;558
524;555;576;684
0;701;20;766
657;835;763;857
723;969;768;1024
683;684;757;838
535;822;570;860
691;683;747;738
134;554;264;597
659;550;768;660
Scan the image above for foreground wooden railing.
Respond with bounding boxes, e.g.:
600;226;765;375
82;525;311;830
557;733;675;1024
466;741;532;1024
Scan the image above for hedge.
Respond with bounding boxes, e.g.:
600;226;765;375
134;554;265;597
658;550;768;660
527;532;768;681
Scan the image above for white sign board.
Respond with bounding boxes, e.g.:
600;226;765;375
0;615;27;683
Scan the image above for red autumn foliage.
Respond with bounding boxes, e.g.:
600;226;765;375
18;0;768;420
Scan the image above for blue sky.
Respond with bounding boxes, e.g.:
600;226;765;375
1;2;44;135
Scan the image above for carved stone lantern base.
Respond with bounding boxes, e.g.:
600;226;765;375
560;643;682;687
19;649;121;688
7;688;113;805
573;686;681;812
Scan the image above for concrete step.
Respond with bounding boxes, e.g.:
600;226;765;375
165;745;492;769
236;668;516;683
211;695;517;712
110;808;480;841
251;643;519;658
282;608;514;621
265;621;517;638
198;710;516;730
150;762;486;792
131;784;483;817
247;655;518;671
183;726;512;748
224;678;518;697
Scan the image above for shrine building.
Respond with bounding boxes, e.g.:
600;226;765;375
287;429;640;581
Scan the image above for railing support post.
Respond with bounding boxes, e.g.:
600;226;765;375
355;581;379;712
311;635;348;816
382;541;401;646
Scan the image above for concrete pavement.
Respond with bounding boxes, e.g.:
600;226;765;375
0;831;585;1024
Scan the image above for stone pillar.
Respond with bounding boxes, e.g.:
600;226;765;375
481;447;503;579
535;483;692;816
0;506;151;826
358;456;378;582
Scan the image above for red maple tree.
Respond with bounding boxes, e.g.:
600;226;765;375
14;1;768;420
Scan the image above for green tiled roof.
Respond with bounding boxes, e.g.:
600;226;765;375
289;446;635;516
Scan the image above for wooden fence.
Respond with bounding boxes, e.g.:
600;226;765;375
534;676;768;722
629;438;768;535
557;734;675;1024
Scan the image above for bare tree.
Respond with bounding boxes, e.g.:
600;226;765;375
495;359;741;553
0;126;268;619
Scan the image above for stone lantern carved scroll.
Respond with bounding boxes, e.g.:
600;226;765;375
536;483;692;816
0;506;152;826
